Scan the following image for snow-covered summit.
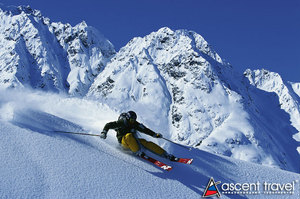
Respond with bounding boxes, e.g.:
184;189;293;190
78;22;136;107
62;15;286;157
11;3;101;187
119;27;224;64
0;4;42;17
0;5;115;95
88;27;233;136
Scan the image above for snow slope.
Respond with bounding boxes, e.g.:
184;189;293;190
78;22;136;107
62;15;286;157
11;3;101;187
0;89;299;199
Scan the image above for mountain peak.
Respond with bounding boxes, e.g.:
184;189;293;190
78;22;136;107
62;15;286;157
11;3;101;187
119;26;224;67
77;20;88;29
156;26;174;35
244;68;283;87
0;4;41;17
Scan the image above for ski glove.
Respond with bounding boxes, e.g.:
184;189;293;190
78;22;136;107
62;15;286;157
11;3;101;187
154;133;163;138
100;131;107;139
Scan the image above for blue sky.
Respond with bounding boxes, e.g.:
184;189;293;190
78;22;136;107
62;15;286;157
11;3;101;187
1;0;300;81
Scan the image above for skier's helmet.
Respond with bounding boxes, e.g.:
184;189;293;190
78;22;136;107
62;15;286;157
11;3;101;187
127;111;137;123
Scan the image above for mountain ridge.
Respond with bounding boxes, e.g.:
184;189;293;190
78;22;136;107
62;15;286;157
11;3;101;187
0;4;115;95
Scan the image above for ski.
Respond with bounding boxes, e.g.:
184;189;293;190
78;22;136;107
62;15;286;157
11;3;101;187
140;153;173;171
176;158;193;164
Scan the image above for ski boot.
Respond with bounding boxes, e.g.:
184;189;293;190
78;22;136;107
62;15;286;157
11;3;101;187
164;153;179;162
135;150;145;157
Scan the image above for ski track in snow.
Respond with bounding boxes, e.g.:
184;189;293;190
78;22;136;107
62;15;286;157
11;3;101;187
0;89;299;199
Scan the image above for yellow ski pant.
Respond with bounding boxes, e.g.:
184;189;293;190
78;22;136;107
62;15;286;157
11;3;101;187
121;133;165;155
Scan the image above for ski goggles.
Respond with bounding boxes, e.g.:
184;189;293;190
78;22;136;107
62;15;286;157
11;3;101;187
129;118;136;123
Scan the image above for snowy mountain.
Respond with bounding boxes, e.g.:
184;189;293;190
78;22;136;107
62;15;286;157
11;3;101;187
87;27;299;172
0;5;115;96
0;4;299;198
0;4;298;174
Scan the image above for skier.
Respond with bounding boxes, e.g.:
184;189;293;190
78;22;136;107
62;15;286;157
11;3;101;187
100;111;177;161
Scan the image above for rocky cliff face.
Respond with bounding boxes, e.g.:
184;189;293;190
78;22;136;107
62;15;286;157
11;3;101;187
0;5;115;95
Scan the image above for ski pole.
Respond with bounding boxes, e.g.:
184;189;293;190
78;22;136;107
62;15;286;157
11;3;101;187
162;137;192;151
54;130;100;137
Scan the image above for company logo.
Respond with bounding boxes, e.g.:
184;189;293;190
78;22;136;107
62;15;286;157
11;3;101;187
203;177;221;198
202;177;298;198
